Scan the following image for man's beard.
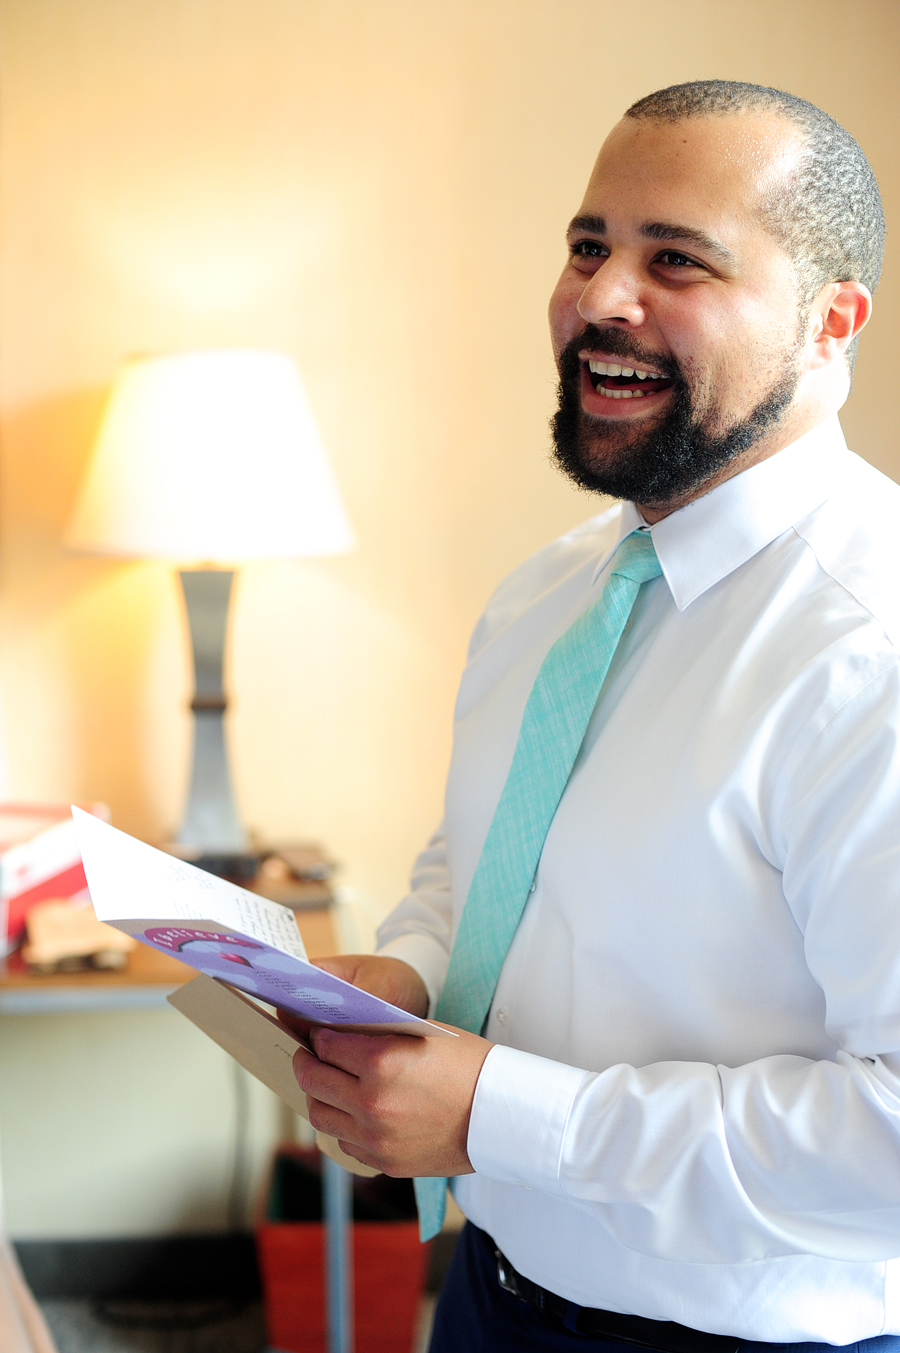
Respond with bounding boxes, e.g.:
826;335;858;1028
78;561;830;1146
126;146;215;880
550;326;801;505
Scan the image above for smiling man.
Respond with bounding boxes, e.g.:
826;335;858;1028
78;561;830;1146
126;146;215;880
292;83;900;1351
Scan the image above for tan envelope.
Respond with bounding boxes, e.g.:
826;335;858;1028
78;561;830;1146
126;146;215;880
168;972;379;1177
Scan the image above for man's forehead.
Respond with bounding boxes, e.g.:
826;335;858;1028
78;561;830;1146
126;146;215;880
598;109;804;169
581;111;805;227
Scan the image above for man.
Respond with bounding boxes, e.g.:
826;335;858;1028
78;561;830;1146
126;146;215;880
292;82;900;1350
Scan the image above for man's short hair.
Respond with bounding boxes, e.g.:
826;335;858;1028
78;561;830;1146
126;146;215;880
625;81;885;366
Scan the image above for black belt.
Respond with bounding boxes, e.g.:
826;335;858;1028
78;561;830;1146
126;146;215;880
494;1247;741;1353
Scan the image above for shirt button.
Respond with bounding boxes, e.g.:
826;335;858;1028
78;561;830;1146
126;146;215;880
496;1008;509;1026
529;880;536;893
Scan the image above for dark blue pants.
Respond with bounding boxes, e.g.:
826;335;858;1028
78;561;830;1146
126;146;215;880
428;1222;900;1353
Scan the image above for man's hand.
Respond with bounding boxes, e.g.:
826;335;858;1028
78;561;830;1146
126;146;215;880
280;951;490;1176
313;954;429;1017
277;954;429;1047
292;1024;493;1177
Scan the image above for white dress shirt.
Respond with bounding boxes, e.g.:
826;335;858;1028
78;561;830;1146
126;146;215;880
377;417;900;1343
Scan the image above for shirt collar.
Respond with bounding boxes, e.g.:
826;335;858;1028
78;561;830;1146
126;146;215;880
592;417;849;611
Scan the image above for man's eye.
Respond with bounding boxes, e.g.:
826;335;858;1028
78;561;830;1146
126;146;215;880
657;251;700;268
569;239;608;269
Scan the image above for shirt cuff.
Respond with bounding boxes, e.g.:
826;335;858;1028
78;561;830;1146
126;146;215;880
466;1044;587;1194
375;932;449;1017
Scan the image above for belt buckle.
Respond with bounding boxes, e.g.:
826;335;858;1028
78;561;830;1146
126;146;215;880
495;1249;522;1299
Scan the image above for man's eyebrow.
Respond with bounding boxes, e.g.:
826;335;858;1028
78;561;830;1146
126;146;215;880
640;221;737;267
565;213;736;268
567;213;606;237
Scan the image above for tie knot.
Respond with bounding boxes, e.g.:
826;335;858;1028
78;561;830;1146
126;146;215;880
610;530;662;585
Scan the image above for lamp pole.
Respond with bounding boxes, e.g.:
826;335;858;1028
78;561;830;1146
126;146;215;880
176;569;249;862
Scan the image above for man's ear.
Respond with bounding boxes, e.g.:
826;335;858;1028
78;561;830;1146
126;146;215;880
808;280;872;368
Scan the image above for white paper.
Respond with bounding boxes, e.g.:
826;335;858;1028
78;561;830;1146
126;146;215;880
72;807;308;957
72;808;455;1037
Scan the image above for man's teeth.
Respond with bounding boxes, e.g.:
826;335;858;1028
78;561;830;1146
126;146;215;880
587;359;663;380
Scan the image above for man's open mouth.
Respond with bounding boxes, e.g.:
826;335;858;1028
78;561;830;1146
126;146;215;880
586;359;674;401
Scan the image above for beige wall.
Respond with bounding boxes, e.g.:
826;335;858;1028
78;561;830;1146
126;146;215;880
1;0;897;1239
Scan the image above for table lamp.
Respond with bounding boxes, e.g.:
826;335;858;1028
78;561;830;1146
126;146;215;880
65;348;355;872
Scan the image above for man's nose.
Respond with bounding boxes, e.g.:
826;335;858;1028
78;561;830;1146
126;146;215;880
576;258;646;328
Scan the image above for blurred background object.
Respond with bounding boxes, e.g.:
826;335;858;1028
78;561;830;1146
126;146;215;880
22;899;135;973
0;803;108;957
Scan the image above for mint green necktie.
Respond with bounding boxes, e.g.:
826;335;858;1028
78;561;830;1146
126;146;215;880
413;530;662;1241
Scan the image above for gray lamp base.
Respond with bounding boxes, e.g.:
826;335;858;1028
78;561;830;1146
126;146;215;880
175;569;253;874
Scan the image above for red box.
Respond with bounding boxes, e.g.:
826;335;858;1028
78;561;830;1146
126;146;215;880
0;802;109;955
256;1146;430;1353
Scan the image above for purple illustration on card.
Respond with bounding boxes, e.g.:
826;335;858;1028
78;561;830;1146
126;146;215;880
142;925;418;1026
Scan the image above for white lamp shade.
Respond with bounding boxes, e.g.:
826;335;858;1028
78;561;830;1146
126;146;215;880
65;349;356;560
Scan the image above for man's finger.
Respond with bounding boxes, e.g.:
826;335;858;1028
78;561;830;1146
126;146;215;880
334;1138;383;1172
305;1095;364;1147
292;1045;359;1112
309;1026;416;1076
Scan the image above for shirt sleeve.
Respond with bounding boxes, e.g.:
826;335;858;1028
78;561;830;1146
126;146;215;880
469;665;900;1265
375;823;453;1018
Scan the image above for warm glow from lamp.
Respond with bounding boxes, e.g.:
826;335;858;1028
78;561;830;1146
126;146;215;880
65;348;355;860
66;348;355;560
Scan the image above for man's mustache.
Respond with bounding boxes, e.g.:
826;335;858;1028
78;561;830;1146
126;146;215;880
561;326;682;384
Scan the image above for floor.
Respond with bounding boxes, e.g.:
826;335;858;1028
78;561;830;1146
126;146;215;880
39;1295;437;1353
